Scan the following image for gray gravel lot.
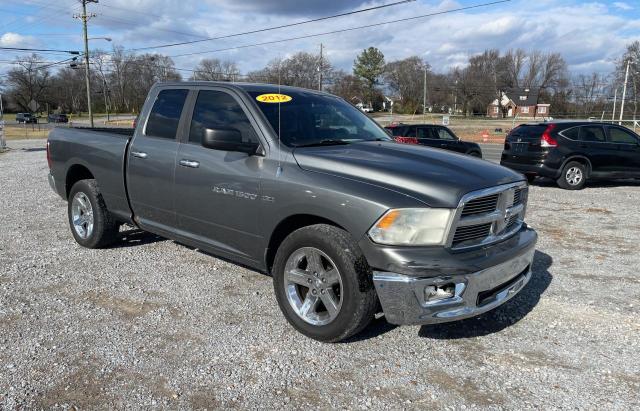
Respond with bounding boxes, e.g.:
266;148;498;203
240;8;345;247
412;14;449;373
1;139;639;409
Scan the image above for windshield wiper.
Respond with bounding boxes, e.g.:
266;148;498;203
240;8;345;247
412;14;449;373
295;139;353;148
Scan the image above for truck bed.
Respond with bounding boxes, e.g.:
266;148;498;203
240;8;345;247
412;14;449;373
48;127;134;222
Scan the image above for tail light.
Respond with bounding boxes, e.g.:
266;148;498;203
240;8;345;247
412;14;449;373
540;124;557;148
46;140;52;169
394;136;419;145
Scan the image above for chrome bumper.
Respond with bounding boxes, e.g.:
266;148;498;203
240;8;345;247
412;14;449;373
48;172;57;193
373;246;535;325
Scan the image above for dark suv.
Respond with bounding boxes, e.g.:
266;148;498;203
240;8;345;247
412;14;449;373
385;124;482;157
16;113;38;124
500;121;640;189
48;113;69;123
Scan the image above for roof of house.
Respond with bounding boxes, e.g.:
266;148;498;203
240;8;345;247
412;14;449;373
489;87;542;107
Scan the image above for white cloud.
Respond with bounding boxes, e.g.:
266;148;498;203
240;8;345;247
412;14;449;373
1;0;635;77
0;33;37;48
613;2;633;11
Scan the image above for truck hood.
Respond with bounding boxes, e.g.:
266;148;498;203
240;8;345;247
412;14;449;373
293;141;524;208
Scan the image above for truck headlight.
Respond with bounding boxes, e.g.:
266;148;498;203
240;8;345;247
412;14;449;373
368;208;454;246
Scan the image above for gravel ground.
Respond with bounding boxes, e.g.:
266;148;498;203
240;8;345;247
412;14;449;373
1;139;639;409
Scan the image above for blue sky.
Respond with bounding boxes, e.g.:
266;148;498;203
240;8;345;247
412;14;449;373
0;0;638;78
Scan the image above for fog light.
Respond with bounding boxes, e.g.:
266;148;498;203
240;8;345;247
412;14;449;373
425;284;456;302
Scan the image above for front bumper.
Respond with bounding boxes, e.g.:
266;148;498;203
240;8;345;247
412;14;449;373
369;227;537;325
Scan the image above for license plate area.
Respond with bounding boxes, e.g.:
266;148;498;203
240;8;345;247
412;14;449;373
511;142;527;153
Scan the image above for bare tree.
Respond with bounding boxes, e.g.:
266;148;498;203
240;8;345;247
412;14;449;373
328;70;367;104
4;54;51;112
615;41;639;121
192;58;239;81
247;52;332;89
383;56;430;113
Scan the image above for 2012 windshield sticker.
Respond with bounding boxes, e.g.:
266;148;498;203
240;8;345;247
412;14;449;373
256;93;292;103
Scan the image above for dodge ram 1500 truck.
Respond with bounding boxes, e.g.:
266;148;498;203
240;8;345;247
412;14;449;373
47;82;537;342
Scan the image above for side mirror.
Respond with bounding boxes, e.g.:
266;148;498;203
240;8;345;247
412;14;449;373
202;128;259;154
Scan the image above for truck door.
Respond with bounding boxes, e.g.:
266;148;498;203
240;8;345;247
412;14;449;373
127;88;189;233
173;88;264;262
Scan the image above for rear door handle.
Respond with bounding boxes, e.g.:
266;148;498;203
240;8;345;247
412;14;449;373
179;159;200;168
131;151;148;159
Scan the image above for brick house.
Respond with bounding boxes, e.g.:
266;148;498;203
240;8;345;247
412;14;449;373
487;88;550;119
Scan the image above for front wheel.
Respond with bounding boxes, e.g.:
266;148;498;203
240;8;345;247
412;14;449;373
272;224;377;342
557;161;587;190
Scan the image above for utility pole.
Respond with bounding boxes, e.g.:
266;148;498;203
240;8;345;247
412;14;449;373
619;59;631;125
612;88;617;122
453;80;458;114
0;92;6;150
74;0;98;128
318;43;323;91
423;66;427;116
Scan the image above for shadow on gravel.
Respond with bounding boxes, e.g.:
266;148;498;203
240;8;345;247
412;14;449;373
111;228;166;248
530;177;640;188
342;316;398;343
417;250;553;340
22;147;46;152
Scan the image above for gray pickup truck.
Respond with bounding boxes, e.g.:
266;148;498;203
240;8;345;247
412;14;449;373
47;82;537;342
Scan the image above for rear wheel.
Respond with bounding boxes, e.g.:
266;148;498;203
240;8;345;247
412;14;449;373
557;161;587;190
272;224;377;342
468;150;482;158
68;179;119;248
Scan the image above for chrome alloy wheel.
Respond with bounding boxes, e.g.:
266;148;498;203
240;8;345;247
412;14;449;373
71;192;94;239
284;247;343;326
566;166;583;186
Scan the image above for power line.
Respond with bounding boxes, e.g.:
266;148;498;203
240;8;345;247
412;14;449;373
167;0;512;58
127;0;417;52
0;46;79;54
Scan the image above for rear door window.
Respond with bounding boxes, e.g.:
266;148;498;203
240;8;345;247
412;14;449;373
607;127;638;144
189;90;259;145
405;126;417;138
579;126;606;142
416;127;434;139
145;89;189;139
437;128;457;140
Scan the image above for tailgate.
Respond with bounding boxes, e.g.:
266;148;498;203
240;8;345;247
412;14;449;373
505;125;548;162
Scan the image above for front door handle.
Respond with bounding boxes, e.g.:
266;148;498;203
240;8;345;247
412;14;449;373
179;159;200;168
131;151;148;159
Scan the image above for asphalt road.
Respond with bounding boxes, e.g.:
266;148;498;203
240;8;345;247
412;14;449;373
1;139;639;409
479;143;503;163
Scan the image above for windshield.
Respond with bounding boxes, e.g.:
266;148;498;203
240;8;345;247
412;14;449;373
248;90;392;147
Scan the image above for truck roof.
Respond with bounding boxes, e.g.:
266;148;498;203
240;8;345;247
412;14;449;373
155;81;330;96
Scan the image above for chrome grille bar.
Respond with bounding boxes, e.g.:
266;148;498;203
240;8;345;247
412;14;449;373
448;182;528;250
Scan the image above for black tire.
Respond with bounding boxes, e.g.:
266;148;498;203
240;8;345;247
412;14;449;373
526;174;536;184
272;224;378;342
557;161;587;190
67;179;119;248
468;151;482;158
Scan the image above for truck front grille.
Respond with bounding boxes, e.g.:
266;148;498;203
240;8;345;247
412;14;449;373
452;223;492;244
460;194;499;217
449;183;528;250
